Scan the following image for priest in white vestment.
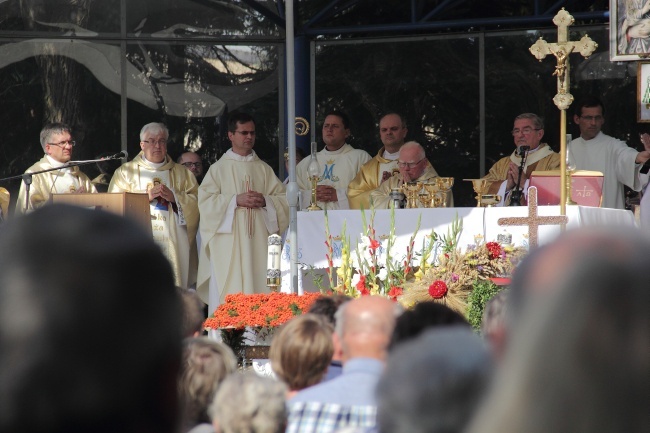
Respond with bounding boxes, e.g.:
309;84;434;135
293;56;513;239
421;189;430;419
197;113;289;311
296;111;371;210
348;113;408;210
372;141;453;208
109;123;199;289
571;98;650;209
16;123;97;214
482;113;560;206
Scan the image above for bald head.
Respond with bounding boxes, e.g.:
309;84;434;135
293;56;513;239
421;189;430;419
335;296;401;362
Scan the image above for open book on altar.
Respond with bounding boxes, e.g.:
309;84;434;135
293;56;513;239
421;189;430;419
529;170;604;207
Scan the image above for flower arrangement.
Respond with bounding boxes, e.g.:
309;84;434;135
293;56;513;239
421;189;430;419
322;208;527;318
203;292;322;330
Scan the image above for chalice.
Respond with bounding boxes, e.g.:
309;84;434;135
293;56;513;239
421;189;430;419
465;179;489;207
423;182;440;208
435;177;454;207
402;182;422;209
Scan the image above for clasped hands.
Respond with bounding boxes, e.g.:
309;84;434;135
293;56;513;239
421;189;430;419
315;185;338;203
236;191;266;208
148;184;176;203
506;161;527;192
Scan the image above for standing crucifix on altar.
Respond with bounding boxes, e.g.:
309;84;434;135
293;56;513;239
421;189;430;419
529;8;598;216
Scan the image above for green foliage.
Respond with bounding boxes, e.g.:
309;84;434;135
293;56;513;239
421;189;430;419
467;279;504;332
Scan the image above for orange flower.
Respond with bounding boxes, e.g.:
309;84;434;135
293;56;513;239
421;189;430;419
204;292;321;330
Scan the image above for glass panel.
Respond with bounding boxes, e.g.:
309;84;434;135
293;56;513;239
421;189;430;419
315;37;480;206
125;42;281;167
126;0;283;39
0;39;280;211
0;0;121;35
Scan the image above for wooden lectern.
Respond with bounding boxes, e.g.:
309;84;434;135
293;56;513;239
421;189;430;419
52;192;152;235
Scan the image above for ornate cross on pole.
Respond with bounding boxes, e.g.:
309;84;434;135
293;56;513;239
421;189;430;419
529;8;598;217
498;187;568;249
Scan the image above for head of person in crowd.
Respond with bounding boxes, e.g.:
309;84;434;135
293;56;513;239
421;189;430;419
177;151;204;181
511;113;544;152
210;373;288;433
178;337;237;430
40;122;75;164
480;290;509;360
228;112;256;156
379;112;408;154
377;327;493;433
178;288;206;338
397;141;428;183
0;204;182;433
389;301;470;351
322;110;351;151
140;122;170;163
335;295;402;362
269;313;334;397
466;227;650;433
573;96;605;140
308;294;352;326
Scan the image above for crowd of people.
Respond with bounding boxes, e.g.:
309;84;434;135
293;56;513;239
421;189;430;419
0;204;647;433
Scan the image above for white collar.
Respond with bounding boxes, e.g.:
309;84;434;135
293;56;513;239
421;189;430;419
227;148;257;161
142;155;166;168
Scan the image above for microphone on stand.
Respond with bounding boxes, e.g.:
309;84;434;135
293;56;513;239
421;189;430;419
509;146;531;206
518;145;531;156
106;150;128;160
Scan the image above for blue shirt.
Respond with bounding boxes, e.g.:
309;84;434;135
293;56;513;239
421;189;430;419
289;358;384;406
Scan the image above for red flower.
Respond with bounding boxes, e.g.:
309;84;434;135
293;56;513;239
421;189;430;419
368;238;381;254
388;286;403;301
356;274;370;296
486;242;502;260
428;280;448;299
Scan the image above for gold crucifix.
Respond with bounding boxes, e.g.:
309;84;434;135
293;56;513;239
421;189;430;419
529;8;598;217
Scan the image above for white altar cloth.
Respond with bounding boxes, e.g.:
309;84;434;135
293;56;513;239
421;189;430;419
280;206;635;292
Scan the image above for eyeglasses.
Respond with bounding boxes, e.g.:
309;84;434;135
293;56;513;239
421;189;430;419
580;115;603;122
48;140;76;148
397;158;425;169
511;127;541;136
234;131;256;136
142;139;168;146
182;162;202;169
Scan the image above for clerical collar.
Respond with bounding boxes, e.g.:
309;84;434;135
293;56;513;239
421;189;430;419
226;148;257;161
142;155;166;168
383;149;400;160
45;155;70;170
323;143;348;154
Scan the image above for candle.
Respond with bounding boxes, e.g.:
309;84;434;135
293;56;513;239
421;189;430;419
267;234;282;289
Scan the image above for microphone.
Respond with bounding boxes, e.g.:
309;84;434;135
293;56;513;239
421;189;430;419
106;150;128;160
518;146;530;156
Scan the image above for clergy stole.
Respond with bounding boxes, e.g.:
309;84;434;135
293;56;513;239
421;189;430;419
50;169;82;194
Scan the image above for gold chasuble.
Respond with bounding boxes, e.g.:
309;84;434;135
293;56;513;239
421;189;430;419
108;152;199;288
16;155;97;214
197;150;289;310
482;143;561;195
348;147;399;210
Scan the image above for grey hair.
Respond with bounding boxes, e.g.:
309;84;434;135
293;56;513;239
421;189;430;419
398;141;426;161
140;122;169;141
514;113;544;130
209;373;287;433
39;123;72;152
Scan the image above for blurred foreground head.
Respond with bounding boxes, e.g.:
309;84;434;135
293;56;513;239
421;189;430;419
467;227;650;433
0;204;182;433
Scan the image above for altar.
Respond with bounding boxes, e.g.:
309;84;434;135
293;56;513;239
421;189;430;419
280;206;636;292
